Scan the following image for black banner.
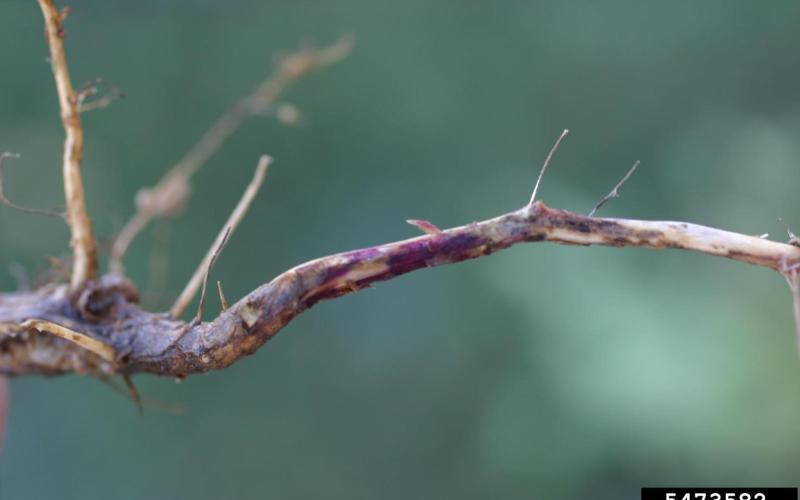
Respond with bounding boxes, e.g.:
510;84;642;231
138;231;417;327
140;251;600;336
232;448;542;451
642;489;797;500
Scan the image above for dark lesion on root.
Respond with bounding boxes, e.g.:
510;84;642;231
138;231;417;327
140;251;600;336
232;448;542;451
533;202;666;248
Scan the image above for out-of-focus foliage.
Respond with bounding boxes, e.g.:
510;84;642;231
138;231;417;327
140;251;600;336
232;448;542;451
1;1;799;498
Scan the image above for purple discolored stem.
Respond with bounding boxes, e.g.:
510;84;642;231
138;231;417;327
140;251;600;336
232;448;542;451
3;201;800;377
127;201;800;375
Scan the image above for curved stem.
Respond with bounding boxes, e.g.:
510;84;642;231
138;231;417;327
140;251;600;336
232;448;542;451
130;202;800;375
2;202;799;377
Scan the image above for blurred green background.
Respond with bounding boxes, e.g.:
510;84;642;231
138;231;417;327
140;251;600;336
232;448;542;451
1;0;800;498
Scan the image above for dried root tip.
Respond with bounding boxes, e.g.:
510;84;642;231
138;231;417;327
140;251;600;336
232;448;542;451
779;217;800;247
407;219;442;235
529;129;569;205
20;319;116;362
170;156;270;319
216;280;229;311
589;160;641;217
194;227;232;325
